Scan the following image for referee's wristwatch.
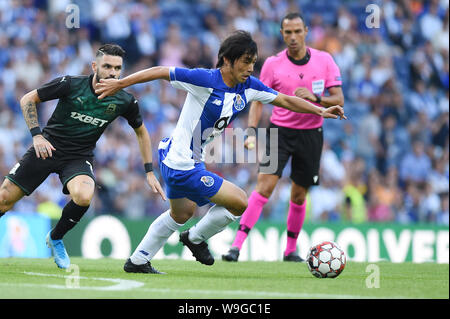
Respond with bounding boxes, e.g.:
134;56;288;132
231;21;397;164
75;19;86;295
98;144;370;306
314;94;322;104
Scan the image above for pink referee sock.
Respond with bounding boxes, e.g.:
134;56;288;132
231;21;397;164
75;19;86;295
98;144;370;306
232;191;268;250
284;200;306;256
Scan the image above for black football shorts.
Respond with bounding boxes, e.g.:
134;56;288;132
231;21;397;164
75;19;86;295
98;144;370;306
5;146;95;195
258;122;323;188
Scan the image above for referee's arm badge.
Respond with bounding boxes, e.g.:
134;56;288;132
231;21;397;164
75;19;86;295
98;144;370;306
312;80;325;95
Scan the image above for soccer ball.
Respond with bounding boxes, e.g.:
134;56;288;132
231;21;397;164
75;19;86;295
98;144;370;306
306;241;346;278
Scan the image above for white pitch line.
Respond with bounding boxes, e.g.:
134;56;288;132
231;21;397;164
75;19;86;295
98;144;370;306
23;271;144;291
0;281;407;298
4;272;408;298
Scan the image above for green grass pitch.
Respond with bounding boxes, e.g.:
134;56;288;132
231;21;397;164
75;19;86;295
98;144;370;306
0;257;448;299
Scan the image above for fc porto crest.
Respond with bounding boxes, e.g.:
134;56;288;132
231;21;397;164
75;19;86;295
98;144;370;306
233;94;246;111
200;176;215;187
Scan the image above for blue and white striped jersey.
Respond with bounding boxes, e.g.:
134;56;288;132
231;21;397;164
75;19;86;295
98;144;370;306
159;67;278;170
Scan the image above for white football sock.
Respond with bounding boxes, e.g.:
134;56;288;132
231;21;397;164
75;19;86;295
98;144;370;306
130;210;183;265
188;205;240;244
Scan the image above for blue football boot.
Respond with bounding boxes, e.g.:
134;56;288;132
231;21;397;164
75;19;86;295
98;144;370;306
46;231;70;269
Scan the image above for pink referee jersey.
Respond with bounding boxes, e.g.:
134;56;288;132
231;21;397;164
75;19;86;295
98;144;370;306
260;47;342;129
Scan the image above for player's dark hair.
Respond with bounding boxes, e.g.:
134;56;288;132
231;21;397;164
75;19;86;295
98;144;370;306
96;44;125;58
216;30;257;68
281;12;306;29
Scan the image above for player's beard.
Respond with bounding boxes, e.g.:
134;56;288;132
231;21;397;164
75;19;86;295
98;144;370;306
96;70;116;82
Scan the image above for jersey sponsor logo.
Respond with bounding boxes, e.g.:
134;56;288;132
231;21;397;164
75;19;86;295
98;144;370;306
233;94;245;111
200;176;215;187
70;112;108;127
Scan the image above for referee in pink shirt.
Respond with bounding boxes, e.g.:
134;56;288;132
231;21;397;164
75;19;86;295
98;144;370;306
223;12;344;262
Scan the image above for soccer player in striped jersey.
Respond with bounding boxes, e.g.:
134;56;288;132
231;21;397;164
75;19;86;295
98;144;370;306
95;30;346;273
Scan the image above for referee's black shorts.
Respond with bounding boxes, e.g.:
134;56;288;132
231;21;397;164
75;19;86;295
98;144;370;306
258;122;323;188
5;146;95;196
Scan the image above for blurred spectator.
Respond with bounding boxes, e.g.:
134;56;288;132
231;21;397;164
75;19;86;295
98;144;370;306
420;182;442;222
376;114;409;174
429;156;449;194
182;36;214;69
308;14;326;46
399;139;432;186
356;103;382;171
134;19;158;64
431;108;449;148
420;0;444;41
13;52;44;89
309;178;342;222
408;80;440;118
103;5;132;43
397;183;422;223
436;193;449;225
367;169;396;222
159;23;186;67
342;157;367;223
431;9;449;70
321;141;346;184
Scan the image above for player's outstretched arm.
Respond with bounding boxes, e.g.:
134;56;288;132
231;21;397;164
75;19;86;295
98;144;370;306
271;93;346;119
95;66;171;99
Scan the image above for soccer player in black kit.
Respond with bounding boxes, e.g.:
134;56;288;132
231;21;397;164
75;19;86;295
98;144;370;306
0;44;166;269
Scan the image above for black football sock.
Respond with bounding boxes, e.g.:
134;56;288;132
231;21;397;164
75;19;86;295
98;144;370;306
50;200;89;240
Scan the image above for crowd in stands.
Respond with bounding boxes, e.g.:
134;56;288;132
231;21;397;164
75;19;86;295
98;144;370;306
0;0;448;225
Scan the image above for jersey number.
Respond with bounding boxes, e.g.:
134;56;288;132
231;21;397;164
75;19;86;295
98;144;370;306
204;116;231;144
214;116;230;131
